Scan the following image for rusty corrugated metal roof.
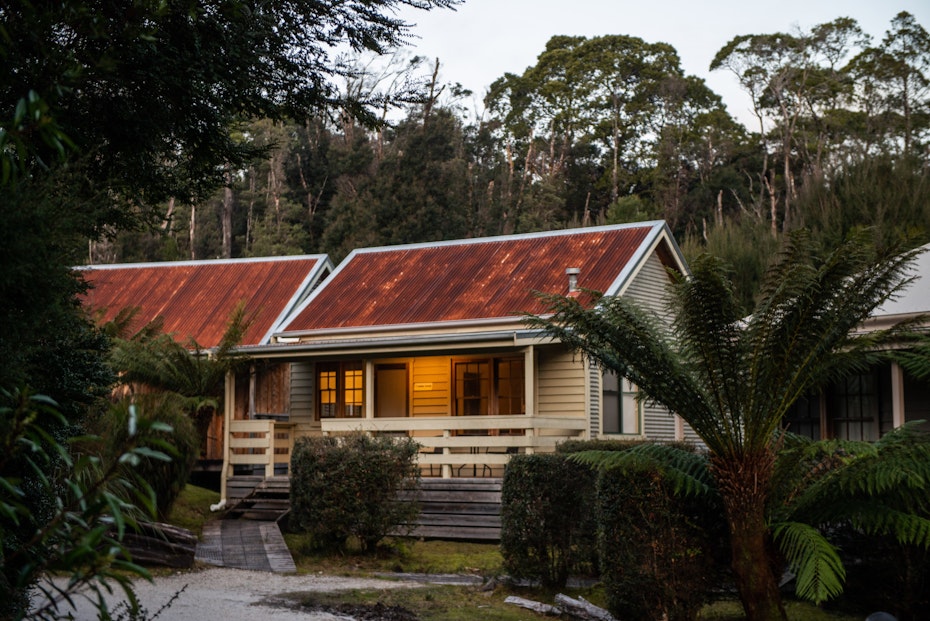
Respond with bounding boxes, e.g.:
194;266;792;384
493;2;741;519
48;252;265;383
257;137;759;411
283;223;677;334
79;256;330;347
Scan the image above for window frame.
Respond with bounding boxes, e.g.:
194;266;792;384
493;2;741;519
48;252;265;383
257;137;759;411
316;360;364;420
452;356;525;417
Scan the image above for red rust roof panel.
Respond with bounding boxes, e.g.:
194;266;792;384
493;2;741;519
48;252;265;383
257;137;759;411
80;256;327;347
284;224;663;333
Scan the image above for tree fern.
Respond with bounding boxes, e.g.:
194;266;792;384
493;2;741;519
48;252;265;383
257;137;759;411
528;230;927;620
568;443;715;498
772;521;845;604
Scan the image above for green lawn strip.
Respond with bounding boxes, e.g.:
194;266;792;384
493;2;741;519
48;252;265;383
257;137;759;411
166;484;220;537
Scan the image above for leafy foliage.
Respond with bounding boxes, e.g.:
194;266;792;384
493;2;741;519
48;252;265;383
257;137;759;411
289;434;421;552
87;395;200;521
500;453;598;588
527;231;926;620
1;0;461;207
596;460;727;621
0;390;166;621
106;304;250;450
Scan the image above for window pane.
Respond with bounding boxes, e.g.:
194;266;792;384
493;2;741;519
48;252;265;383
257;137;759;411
344;368;363;418
319;368;337;419
602;371;621;434
828;366;891;441
456;361;488;416
496;359;524;415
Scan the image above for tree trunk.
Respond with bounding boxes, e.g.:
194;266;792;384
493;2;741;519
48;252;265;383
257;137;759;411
713;454;787;621
222;168;233;259
189;203;197;260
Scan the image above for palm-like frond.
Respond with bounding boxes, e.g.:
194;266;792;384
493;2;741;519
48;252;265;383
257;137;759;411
109;303;251;402
744;230;923;452
895;337;930;382
772;521;845;604
568;443;714;498
527;230;928;612
775;423;930;600
525;288;727;453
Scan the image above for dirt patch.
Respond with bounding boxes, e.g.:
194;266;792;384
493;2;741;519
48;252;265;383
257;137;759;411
300;601;419;620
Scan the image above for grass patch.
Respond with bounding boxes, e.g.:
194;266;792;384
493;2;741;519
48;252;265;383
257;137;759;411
288;584;605;621
284;535;505;577
282;534;862;621
166;484;220;536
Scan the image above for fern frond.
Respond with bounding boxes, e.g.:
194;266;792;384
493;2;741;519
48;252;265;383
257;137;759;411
569;444;713;497
772;521;845;604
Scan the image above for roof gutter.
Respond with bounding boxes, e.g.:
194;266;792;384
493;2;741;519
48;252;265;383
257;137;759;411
236;328;553;358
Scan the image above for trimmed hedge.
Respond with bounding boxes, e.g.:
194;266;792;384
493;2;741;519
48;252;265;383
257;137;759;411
500;453;598;587
289;433;420;552
596;462;725;621
501;440;727;618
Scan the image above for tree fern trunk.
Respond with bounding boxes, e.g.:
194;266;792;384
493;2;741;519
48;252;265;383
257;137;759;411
714;453;787;621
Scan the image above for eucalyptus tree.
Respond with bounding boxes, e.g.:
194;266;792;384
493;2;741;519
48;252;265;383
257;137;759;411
711;18;870;235
528;231;927;621
485;35;723;228
847;11;930;159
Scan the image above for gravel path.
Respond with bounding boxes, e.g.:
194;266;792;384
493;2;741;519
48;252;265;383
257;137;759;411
43;567;425;620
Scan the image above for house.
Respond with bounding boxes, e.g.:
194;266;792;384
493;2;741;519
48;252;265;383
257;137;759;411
784;244;930;441
219;222;697;503
78;255;333;461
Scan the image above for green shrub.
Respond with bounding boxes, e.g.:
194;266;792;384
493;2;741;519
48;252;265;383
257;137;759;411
557;437;693;454
91;394;199;521
596;462;725;621
289;433;421;552
827;523;930;620
500;453;598;588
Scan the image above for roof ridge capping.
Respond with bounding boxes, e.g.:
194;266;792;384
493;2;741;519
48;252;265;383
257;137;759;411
74;253;330;271
347;220;670;256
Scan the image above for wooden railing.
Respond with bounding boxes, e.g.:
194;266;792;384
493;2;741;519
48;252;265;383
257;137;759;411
322;415;587;478
226;415;587;479
227;419;295;478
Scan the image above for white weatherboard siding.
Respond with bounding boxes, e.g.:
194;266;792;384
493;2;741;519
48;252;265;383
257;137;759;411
643;402;679;442
623;251;697;443
289;361;321;438
536;347;586;425
622;251;674;317
289;362;315;425
588;363;601;438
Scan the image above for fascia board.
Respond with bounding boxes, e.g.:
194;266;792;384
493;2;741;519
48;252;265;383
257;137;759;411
257;255;334;345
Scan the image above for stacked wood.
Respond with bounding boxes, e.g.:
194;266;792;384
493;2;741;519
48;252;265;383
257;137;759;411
120;521;197;569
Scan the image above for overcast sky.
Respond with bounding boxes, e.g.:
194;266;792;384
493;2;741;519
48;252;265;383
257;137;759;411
395;0;928;128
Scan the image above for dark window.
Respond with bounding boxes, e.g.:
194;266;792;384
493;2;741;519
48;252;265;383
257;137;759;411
602;371;638;434
602;372;622;434
827;366;893;441
454;357;524;416
784;394;821;440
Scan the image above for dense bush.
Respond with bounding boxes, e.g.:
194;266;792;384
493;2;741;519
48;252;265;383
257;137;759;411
596;462;726;621
289;433;420;552
91;394;199;520
500;453;598;587
827;522;930;620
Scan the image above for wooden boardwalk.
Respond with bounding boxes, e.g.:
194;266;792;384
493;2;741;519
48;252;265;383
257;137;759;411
195;520;296;573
